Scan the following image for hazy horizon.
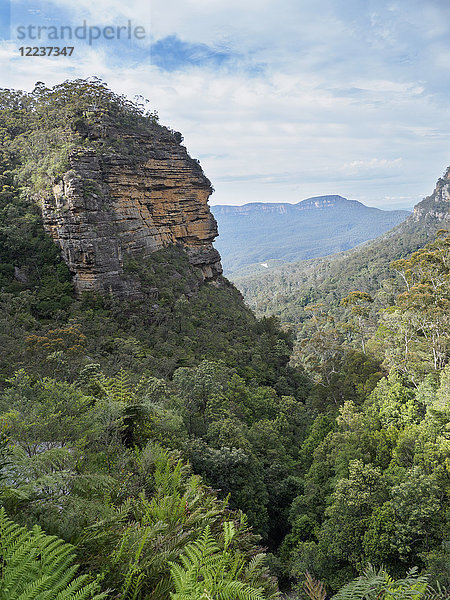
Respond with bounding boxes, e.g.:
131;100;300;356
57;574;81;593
209;195;414;211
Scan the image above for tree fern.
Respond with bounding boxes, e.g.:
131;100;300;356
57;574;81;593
98;370;135;404
169;523;268;600
422;582;449;600
82;442;279;600
0;508;107;600
331;566;430;600
303;571;327;600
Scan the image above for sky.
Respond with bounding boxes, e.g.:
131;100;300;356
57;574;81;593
1;0;450;209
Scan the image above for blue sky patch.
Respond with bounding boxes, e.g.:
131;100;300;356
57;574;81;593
0;0;11;40
151;35;235;71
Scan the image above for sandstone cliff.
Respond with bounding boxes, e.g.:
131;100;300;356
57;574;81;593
411;165;450;224
41;125;222;297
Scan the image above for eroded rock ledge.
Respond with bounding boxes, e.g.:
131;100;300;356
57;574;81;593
411;165;450;224
41;129;222;297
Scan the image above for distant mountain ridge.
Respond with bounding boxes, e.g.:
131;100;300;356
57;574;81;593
211;195;410;273
232;167;450;321
213;195;388;214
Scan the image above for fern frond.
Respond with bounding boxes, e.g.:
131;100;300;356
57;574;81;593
304;571;327;600
332;565;430;600
169;523;266;600
0;508;107;600
224;521;236;550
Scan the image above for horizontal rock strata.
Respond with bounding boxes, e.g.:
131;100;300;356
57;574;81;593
41;129;222;297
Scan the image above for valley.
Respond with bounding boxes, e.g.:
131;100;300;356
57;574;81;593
0;79;448;600
212;195;410;275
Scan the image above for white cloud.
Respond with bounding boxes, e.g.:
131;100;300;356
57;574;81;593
2;0;450;210
342;158;403;175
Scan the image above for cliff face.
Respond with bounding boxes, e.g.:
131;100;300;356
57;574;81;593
411;166;450;224
41;128;222;297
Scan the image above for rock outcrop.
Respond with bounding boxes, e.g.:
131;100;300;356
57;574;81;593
411;165;450;224
41;127;222;297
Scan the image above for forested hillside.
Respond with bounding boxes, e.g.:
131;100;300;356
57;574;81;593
0;79;448;600
212;196;409;274
233;178;450;324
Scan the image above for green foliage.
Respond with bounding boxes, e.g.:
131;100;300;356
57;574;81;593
319;460;387;566
281;358;449;591
0;370;97;454
341;291;374;354
81;443;278;600
368;372;421;428
0;507;106;599
233;196;448;328
331;566;429;600
169;523;272;600
0;80;448;600
380;233;450;379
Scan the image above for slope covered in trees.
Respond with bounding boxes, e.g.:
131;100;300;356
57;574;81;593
233;176;450;324
0;79;448;600
212;196;409;274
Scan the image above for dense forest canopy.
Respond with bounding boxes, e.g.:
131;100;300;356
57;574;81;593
0;79;448;600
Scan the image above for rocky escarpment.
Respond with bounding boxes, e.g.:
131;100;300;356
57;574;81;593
411;165;450;224
41;128;222;297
